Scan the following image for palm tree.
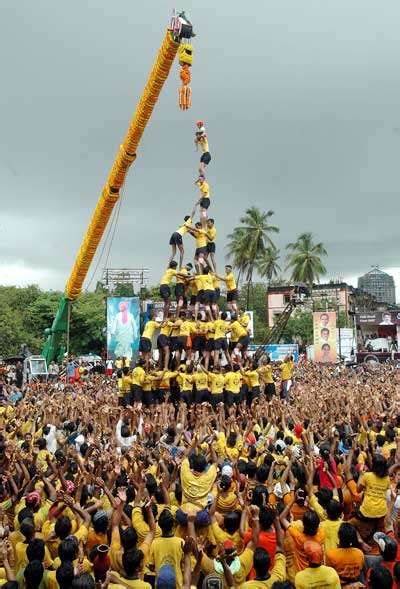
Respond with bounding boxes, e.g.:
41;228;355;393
256;247;281;283
226;207;279;307
286;232;327;289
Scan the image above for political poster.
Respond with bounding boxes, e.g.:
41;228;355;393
313;311;337;363
106;297;140;362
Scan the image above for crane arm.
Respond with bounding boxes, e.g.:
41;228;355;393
66;30;179;299
42;25;187;363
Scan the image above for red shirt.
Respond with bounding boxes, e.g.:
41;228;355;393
316;457;338;490
244;529;277;578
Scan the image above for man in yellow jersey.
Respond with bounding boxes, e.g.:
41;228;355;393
192;317;208;363
168;205;196;268
192;363;210;404
213;312;232;367
195;120;211;177
159;261;178;318
131;358;146;405
175;262;193;311
193;267;215;321
280;355;294;401
230;313;250;358
120;366;132;407
203;319;216;371
258;356;276;400
189;222;208;273
201;364;225;408
216;265;239;314
195;177;211;228
139;314;162;369
157;319;172;371
211;273;221;313
206;218;217;272
224;365;242;406
177;364;194;405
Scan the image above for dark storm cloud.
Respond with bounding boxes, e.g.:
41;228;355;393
1;0;399;290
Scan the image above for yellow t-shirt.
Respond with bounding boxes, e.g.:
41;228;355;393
224;371;242;394
194;229;208;249
259;365;274;384
142;320;160;340
242;553;287;588
245;370;260;389
230;321;247;342
209;373;225;395
131;366;146;387
196;273;214;292
225;272;237;291
180;458;217;511
177;217;192;236
320;519;342;552
192;371;209;391
295;565;341;589
360;472;390;518
280;362;292;381
198;180;210;199
206;226;217;243
177;373;193;392
213;319;230;340
148;536;185;589
160;268;177;285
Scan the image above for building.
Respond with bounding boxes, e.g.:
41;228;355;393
266;281;377;328
358;267;396;305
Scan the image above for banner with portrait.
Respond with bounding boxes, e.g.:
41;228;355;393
106;297;140;362
313;311;337;363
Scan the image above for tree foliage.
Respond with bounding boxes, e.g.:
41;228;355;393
285;232;327;288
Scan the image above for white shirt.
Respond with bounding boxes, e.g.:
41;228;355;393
44;424;58;454
116;419;136;448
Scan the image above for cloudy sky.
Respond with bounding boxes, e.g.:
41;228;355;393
1;0;400;298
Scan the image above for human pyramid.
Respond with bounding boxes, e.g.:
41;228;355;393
128;122;294;408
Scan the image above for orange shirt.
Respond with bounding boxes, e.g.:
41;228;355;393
326;547;364;583
287;522;325;572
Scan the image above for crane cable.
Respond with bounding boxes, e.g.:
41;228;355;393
84;188;125;291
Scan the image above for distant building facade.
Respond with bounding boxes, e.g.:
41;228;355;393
266;282;377;328
358;268;396;305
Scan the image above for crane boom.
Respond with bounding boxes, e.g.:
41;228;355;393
42;24;188;364
66;30;179;299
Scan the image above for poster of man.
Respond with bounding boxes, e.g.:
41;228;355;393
313;311;337;363
107;297;140;362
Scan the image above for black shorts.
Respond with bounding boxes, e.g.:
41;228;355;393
156;389;167;404
139;337;152;353
200;197;210;210
265;383;276;400
175;283;185;300
248;386;261;406
212;288;221;304
195;246;208;258
200;151;211;165
132;385;143;403
170;336;180;352
227;289;239;302
192;336;206;352
206;339;215;352
176;336;187;352
169;232;183;246
195;389;210;404
239;335;250;349
210;393;224;407
207;242;216;254
199;290;214;305
225;391;239;406
190;295;197;306
181;391;193;406
214;338;227;351
143;392;155;406
157;334;170;349
160;284;171;301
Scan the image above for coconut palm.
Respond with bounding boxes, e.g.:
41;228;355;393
226;207;279;307
286;232;327;288
256;247;281;283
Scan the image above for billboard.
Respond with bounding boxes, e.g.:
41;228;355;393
106;297;140;361
313;311;337;363
358;311;400;325
247;344;299;362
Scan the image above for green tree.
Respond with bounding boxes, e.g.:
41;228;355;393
281;310;314;344
227;207;279;306
286;232;327;289
256;247;281;283
69;292;106;355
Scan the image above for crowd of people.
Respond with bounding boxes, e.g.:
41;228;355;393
0;360;400;589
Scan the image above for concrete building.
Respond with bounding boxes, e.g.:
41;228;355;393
266;282;376;328
358;267;396;305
